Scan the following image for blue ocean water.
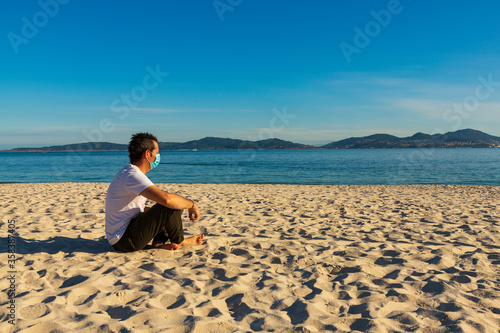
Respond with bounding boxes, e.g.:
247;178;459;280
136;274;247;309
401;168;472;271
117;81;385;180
1;148;499;185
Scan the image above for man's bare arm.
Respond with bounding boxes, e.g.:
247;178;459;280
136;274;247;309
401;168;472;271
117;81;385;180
140;185;200;221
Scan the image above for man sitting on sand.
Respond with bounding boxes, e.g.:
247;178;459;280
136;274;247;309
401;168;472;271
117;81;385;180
105;132;204;252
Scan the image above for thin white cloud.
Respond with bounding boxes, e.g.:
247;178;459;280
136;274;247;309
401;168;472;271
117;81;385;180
128;108;186;113
4;125;84;134
468;102;500;120
325;76;419;88
234;109;260;113
322;71;493;99
86;106;223;114
384;98;500;121
386;98;451;119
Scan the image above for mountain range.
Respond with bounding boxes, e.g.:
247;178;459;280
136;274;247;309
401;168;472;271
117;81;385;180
322;129;500;149
4;129;500;152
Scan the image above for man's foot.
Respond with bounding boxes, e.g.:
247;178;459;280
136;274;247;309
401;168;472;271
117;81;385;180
178;234;205;247
152;241;164;248
152;241;180;251
158;243;180;250
152;234;205;251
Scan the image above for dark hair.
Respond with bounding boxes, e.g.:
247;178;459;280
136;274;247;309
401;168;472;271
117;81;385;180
128;132;158;163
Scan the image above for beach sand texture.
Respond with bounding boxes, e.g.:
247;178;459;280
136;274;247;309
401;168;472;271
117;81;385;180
1;183;500;332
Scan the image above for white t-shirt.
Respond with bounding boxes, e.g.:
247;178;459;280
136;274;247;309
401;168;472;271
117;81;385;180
105;164;154;245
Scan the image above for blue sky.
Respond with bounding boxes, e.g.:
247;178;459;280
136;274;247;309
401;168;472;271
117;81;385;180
1;0;500;149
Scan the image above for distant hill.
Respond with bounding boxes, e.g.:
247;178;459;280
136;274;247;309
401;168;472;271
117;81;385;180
5;137;313;152
4;129;500;152
6;142;128;152
321;129;500;149
159;137;313;150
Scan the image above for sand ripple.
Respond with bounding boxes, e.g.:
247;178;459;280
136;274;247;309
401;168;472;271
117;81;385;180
1;183;500;332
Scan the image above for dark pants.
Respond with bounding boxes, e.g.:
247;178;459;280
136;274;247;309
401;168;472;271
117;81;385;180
113;204;184;252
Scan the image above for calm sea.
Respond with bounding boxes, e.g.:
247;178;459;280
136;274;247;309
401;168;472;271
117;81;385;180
1;149;499;186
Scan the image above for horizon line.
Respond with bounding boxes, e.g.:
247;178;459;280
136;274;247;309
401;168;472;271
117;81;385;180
2;128;498;151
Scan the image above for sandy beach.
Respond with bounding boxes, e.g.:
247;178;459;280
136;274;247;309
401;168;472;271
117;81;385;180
1;183;500;332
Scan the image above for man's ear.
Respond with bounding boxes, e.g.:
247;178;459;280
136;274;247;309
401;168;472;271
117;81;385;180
142;149;151;160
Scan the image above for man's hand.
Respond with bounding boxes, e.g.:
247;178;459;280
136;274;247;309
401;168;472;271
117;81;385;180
188;202;200;221
141;185;199;211
141;186;202;220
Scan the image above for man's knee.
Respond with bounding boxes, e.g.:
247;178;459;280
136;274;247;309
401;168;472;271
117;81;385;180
172;208;183;217
151;204;183;221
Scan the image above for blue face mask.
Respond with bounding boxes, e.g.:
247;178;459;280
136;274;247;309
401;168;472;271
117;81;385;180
149;152;161;170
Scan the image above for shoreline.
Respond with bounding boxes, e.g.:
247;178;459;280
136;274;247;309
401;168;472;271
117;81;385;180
1;183;499;331
3;146;500;152
1;182;500;187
